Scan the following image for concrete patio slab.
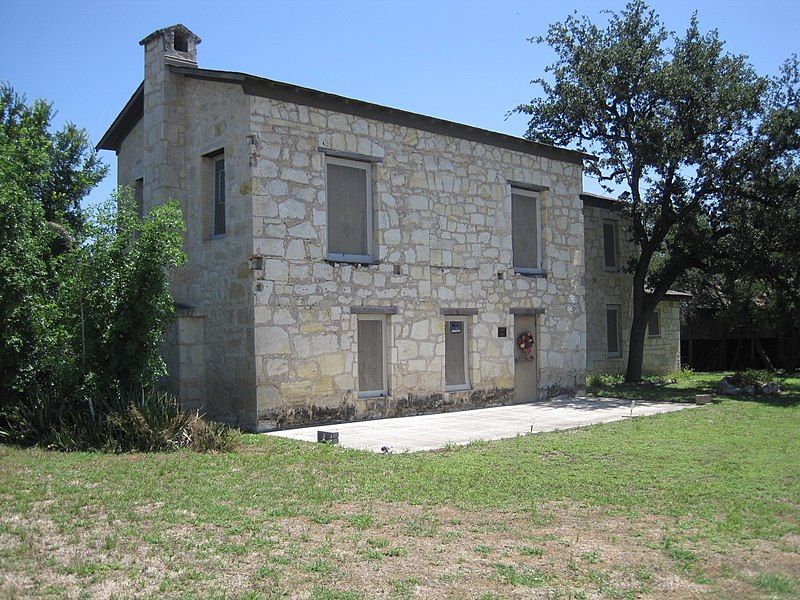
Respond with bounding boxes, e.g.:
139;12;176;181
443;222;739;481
266;396;695;453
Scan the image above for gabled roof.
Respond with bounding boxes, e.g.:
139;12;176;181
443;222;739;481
580;192;623;210
98;66;595;165
97;83;143;152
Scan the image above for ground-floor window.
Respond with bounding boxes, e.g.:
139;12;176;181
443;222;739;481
444;319;470;391
357;316;387;397
606;306;621;357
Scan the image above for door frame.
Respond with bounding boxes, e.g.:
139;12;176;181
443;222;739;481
513;314;539;402
356;314;388;398
444;318;470;392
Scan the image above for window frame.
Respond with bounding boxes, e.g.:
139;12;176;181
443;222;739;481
606;305;622;358
325;155;374;264
212;155;226;238
356;314;388;398
133;177;144;219
444;319;471;392
603;219;619;270
647;310;661;338
511;187;543;274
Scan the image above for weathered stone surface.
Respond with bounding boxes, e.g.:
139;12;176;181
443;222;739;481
248;94;588;428
113;25;674;431
583;203;682;375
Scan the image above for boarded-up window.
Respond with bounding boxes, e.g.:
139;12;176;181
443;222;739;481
512;189;540;271
357;317;385;396
606;306;621;357
213;157;226;236
326;157;372;261
647;310;661;337
603;221;617;268
134;178;144;219
445;320;469;389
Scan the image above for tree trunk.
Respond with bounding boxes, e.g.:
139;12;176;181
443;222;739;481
625;258;655;383
755;337;775;371
625;311;649;382
731;336;743;370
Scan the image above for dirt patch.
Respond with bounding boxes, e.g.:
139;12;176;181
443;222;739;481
0;500;797;598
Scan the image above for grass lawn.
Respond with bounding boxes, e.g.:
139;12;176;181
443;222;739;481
1;372;798;599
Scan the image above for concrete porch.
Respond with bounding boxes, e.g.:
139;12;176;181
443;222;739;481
266;396;695;453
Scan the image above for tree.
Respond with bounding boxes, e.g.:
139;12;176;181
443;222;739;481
516;1;765;381
0;85;107;235
0;84;106;401
680;56;800;370
66;191;187;395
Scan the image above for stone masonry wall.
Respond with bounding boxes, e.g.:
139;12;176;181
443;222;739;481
121;33;259;428
642;300;681;373
583;203;682;374
117;118;143;187
248;97;587;430
170;78;257;426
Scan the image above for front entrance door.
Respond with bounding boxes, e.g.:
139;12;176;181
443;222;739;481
513;315;538;402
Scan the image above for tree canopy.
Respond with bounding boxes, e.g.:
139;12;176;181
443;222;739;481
516;1;773;380
0;84;189;448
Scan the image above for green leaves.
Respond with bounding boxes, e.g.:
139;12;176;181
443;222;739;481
0;83;192;446
515;1;771;380
73;191;187;394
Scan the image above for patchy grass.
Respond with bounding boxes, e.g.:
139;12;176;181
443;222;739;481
0;373;797;598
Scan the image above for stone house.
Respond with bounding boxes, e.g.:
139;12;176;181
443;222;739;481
98;25;682;430
581;193;686;375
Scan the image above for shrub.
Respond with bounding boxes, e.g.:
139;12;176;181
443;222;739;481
730;369;775;388
586;372;624;389
670;366;696;383
4;386;238;453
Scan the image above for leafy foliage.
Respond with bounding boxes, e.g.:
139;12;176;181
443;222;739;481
679;56;800;369
64;190;187;395
516;2;767;381
0;83;233;452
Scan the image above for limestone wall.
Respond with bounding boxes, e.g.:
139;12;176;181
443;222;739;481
248;97;587;429
119;44;259;426
170;78;257;426
117;118;143;187
642;300;681;373
583;203;682;374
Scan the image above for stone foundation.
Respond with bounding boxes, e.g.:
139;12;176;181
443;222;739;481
256;386;516;431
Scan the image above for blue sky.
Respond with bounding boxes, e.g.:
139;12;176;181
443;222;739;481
1;0;798;206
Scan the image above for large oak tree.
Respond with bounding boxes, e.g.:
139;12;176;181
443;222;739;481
516;1;765;381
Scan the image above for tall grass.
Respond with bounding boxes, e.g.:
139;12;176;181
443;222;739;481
2;386;238;453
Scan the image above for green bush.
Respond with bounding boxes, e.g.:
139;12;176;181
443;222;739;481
0;86;233;453
669;366;696;383
586;372;624;389
730;370;775;388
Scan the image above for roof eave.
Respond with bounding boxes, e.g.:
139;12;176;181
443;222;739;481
171;66;595;165
96;82;144;153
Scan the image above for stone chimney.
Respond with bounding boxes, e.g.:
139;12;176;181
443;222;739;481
139;23;201;67
137;24;200;224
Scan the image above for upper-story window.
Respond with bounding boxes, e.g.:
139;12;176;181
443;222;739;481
647;310;661;337
603;219;618;269
213;155;226;237
511;188;542;273
325;156;373;263
134;177;144;219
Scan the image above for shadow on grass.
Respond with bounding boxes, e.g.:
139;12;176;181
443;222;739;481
588;371;800;408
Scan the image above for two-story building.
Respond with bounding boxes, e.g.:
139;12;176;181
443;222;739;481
99;25;682;430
